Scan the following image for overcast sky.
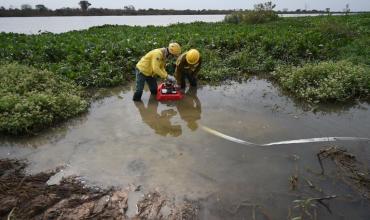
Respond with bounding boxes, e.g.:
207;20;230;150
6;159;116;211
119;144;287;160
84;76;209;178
1;0;369;11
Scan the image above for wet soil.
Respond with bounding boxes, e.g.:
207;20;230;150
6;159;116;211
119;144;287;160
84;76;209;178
0;159;197;220
318;146;370;199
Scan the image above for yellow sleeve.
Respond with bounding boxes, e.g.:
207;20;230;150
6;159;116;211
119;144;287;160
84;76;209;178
151;55;168;79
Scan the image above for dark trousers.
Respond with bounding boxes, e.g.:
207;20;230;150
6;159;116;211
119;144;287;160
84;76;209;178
133;69;158;101
180;72;197;89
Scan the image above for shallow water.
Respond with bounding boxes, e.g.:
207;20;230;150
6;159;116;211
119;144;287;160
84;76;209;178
1;77;369;219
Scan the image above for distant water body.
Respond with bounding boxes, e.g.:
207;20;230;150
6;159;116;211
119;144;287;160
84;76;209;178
0;14;345;34
0;15;225;34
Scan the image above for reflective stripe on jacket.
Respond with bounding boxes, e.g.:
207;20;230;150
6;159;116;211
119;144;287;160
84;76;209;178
136;48;168;79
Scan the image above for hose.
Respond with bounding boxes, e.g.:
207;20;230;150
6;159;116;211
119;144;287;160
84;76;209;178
200;125;370;147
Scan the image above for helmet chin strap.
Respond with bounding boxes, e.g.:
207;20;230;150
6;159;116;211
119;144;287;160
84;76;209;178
165;48;170;58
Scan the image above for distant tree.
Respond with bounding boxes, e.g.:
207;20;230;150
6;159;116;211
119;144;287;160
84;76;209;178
35;4;48;11
124;5;135;11
282;8;288;12
325;8;330;13
254;1;276;11
344;4;350;15
0;6;5;10
79;1;91;12
295;9;301;13
21;4;32;10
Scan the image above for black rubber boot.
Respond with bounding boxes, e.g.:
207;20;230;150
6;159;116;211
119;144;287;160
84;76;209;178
150;89;157;96
133;91;142;101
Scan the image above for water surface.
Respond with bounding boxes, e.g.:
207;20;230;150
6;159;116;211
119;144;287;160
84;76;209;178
0;14;347;34
0;15;225;34
0;78;369;219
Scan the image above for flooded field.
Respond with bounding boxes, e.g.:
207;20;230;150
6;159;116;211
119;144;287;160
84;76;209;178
1;77;369;219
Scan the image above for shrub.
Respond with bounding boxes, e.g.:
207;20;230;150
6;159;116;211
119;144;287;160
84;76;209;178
224;2;278;24
225;10;278;24
274;61;370;102
0;63;88;135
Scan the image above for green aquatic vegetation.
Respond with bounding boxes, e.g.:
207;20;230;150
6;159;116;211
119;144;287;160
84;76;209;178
226;48;276;74
1;14;368;89
0;63;88;135
274;61;370;102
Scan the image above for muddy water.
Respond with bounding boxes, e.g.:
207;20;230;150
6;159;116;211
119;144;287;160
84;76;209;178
1;77;370;219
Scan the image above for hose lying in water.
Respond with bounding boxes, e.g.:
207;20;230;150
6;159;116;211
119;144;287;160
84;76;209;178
200;125;370;147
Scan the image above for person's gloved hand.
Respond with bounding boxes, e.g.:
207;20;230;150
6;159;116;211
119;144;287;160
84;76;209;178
167;75;176;83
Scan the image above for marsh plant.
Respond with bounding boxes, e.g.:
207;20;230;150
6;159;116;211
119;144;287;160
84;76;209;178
274;61;370;102
0;63;88;135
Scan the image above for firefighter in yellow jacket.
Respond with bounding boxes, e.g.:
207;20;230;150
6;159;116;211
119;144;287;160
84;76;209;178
174;49;202;90
133;43;181;101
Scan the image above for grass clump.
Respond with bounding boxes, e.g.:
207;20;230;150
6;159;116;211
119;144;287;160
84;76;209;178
0;63;88;135
274;61;370;103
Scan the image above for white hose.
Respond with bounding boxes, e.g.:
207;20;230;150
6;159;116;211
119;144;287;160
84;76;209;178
200;125;370;147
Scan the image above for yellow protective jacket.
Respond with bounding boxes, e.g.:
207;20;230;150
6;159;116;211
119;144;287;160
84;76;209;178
136;48;168;79
174;52;202;83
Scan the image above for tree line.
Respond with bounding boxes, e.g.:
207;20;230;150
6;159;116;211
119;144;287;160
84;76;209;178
0;3;236;17
0;1;364;17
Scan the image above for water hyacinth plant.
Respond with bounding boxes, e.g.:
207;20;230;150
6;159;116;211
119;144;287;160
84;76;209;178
1;14;368;88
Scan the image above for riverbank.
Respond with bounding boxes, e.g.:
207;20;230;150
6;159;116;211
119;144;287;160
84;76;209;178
0;13;369;135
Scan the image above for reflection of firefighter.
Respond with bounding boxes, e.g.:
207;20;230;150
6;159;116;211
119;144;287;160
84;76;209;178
134;98;182;137
176;88;202;131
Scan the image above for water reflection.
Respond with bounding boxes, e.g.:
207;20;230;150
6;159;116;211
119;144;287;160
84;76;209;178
134;97;182;137
134;88;202;136
175;88;202;131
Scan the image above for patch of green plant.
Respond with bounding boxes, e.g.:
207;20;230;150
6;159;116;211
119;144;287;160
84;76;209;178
198;49;239;82
0;63;88;135
273;61;370;103
226;48;276;74
338;35;370;66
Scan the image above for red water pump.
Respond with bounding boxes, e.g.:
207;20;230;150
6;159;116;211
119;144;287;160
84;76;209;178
156;81;183;101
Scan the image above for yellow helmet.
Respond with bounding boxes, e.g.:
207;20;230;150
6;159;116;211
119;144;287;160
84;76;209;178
186;49;200;65
168;42;181;56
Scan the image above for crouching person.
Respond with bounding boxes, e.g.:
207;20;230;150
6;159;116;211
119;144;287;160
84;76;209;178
174;49;202;90
133;43;181;101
